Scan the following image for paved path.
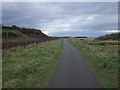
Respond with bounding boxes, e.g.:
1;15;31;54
47;39;100;88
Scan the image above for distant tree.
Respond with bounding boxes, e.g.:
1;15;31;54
75;36;87;38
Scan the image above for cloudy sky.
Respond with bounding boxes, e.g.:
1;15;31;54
2;2;118;37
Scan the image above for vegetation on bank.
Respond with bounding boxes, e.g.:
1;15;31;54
2;25;59;49
2;39;64;88
95;33;119;40
68;38;118;88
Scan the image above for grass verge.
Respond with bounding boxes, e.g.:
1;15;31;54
68;38;118;88
2;39;64;88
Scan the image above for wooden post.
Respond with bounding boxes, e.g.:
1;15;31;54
6;31;8;50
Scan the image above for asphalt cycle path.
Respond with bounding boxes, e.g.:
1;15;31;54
47;39;100;88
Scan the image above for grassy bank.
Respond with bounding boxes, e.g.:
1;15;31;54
68;38;118;88
2;39;64;88
2;26;59;49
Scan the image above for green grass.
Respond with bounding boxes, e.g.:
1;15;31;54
2;39;64;88
68;38;118;88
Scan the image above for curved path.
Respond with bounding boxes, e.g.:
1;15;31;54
47;39;100;88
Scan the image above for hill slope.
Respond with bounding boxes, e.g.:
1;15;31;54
2;25;58;49
95;33;119;40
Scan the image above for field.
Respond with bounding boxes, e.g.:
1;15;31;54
2;39;64;88
68;38;118;88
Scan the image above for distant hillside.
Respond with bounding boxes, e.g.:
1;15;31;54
2;25;48;39
2;25;59;49
95;33;120;40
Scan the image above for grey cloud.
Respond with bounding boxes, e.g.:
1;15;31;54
2;2;118;37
